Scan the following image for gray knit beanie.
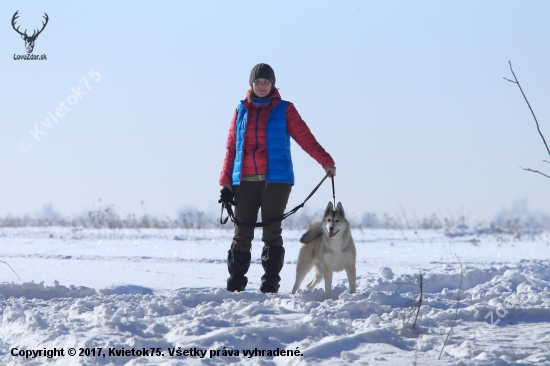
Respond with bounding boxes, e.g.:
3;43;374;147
249;63;276;87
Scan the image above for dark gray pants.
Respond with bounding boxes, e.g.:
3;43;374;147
231;181;292;252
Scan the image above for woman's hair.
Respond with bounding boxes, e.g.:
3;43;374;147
246;87;278;103
245;88;256;102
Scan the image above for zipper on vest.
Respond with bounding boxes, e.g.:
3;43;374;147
252;107;261;175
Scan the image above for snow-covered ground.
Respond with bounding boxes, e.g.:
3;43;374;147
0;226;549;365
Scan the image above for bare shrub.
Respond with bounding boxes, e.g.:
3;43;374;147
2;201;549;232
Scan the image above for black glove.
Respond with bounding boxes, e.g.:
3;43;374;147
218;187;235;206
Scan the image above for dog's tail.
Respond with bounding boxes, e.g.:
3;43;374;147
300;220;323;244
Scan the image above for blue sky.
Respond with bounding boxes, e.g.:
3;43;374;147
2;1;550;222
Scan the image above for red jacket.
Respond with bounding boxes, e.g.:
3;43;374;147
220;90;334;186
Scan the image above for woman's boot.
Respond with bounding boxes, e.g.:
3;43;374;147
226;249;251;292
260;246;285;293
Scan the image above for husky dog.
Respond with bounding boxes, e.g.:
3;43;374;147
291;202;356;299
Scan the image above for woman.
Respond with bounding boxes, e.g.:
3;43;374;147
220;63;336;293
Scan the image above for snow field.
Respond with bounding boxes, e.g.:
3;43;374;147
0;227;549;365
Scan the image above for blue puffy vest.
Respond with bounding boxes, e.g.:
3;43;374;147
231;98;294;186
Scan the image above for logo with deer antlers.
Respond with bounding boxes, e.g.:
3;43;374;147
12;11;49;54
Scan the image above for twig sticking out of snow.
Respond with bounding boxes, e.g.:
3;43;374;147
396;273;425;330
438;254;463;360
412;273;423;329
0;259;21;282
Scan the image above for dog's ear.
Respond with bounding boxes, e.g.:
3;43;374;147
325;201;334;216
336;202;345;218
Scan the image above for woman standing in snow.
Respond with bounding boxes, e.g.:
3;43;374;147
219;63;336;294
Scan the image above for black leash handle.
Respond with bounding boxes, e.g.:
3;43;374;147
220;173;333;227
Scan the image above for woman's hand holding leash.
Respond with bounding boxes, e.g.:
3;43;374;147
218;185;235;224
324;164;336;177
221;184;233;193
219;186;235;205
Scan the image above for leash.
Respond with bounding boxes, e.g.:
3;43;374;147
220;174;335;227
331;174;336;208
